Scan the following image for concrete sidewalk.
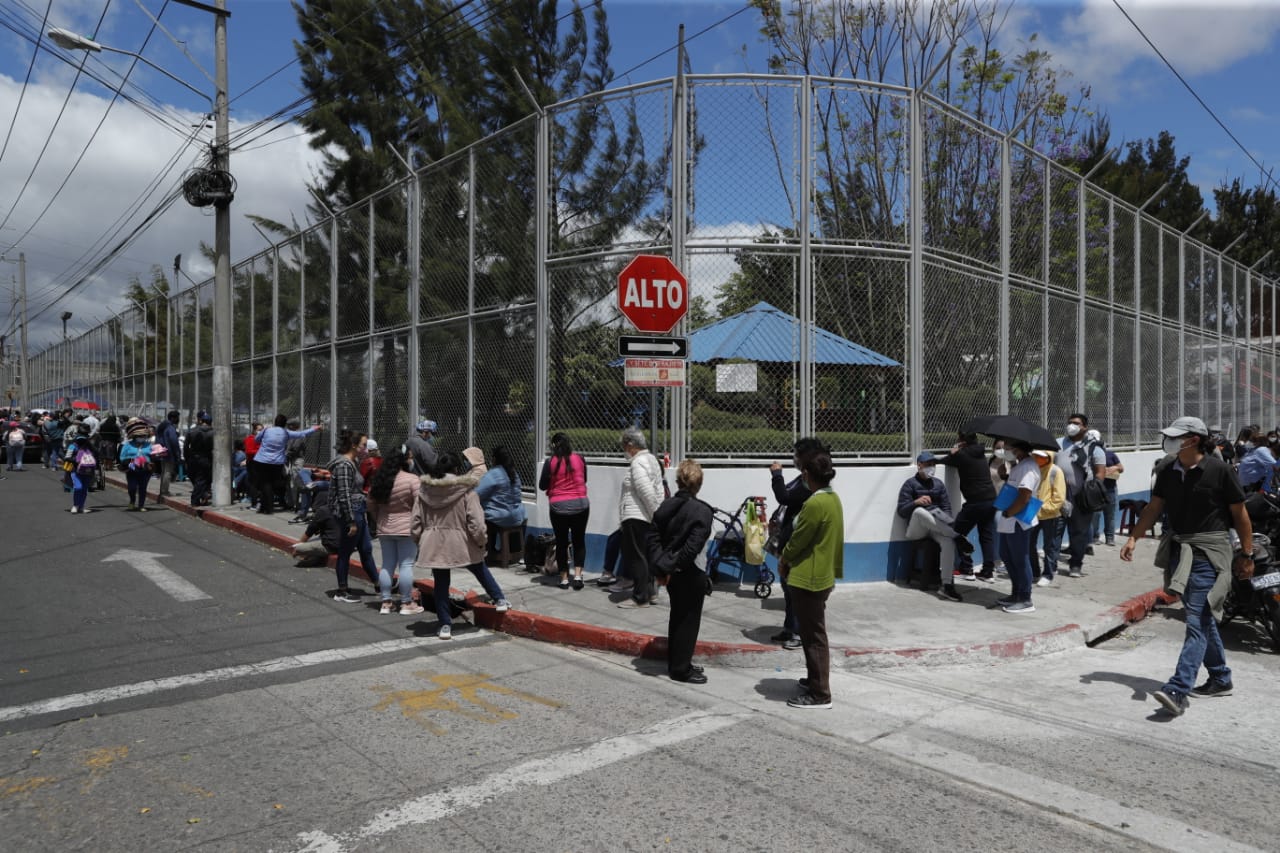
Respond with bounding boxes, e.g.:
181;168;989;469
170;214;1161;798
106;471;1174;669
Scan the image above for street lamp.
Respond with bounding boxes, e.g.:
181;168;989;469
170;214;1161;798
60;311;72;403
50;0;233;507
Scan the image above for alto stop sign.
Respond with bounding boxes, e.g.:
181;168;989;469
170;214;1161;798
617;254;687;334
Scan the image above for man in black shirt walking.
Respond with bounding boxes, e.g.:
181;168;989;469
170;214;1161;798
1120;416;1251;717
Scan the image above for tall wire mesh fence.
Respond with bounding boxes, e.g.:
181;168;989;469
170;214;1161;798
23;75;1280;467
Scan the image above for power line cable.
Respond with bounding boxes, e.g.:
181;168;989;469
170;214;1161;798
1111;0;1276;194
0;0;51;169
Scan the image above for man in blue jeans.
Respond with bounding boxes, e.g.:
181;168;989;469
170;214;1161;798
1120;416;1251;717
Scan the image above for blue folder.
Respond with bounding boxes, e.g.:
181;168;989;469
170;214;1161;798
993;483;1042;526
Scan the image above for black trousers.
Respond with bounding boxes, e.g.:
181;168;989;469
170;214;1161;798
953;500;996;570
188;456;212;506
1065;501;1093;568
549;507;589;572
620;518;655;603
793;585;833;703
667;569;706;677
257;462;287;514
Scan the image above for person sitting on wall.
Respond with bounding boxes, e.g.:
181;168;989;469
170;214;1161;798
897;451;974;603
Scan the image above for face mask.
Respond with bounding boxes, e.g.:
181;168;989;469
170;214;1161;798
995;449;1012;461
1163;436;1187;456
1066;423;1082;438
922;466;936;479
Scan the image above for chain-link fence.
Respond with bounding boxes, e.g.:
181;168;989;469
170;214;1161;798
25;75;1280;467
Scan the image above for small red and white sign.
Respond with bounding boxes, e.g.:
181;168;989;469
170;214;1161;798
624;358;686;387
617;255;688;334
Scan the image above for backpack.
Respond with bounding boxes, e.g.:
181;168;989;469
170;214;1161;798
75;447;97;474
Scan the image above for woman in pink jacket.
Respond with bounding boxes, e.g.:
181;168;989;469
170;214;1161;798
368;446;423;615
413;451;511;639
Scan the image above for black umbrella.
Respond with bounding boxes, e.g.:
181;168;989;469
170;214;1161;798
965;414;1059;451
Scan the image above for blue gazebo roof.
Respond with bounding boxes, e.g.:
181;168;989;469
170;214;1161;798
687;301;900;367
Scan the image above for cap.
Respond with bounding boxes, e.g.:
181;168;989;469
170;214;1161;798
416;419;437;433
1161;416;1208;437
1031;449;1052;460
1085;429;1101;443
916;451;937;464
365;438;379;452
197;410;211;423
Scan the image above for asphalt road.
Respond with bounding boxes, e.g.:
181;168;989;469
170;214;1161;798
0;469;458;723
3;470;1279;852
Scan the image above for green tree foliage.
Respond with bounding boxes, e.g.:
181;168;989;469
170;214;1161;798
1085;129;1205;230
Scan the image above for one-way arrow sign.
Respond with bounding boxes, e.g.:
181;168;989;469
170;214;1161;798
618;335;688;358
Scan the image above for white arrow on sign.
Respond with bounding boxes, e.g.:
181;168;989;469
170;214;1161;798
617;335;688;358
102;549;211;602
630;340;682;354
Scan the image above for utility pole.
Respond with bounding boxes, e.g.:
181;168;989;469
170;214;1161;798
209;0;233;507
19;253;27;413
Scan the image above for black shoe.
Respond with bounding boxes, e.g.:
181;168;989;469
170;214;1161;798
1085;545;1094;556
976;568;995;582
954;536;974;555
939;584;963;602
1191;680;1233;697
670;671;707;684
1152;689;1188;716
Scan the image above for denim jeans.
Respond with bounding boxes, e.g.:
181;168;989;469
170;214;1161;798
999;524;1033;603
1089;489;1119;544
126;468;152;507
1030;516;1064;580
6;441;23;470
378;535;417;602
1164;557;1231;697
431;562;506;627
335;510;376;590
70;471;88;511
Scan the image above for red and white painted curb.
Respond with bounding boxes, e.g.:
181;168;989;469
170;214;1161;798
113;477;1178;669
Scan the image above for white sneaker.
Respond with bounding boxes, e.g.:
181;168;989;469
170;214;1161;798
493;599;511;612
1036;576;1053;587
437;624;452;640
69;507;78;513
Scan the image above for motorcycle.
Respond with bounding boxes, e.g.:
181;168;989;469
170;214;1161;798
1223;531;1280;653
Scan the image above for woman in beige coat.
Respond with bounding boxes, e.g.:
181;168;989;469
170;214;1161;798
413;451;510;639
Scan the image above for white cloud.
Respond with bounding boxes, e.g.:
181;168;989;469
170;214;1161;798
1040;0;1280;96
0;74;322;346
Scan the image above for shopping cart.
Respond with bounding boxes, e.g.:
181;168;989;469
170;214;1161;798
705;495;775;599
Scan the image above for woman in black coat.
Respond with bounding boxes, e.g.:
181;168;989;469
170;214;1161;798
651;459;714;684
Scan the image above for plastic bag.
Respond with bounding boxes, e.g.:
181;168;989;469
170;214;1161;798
744;500;766;565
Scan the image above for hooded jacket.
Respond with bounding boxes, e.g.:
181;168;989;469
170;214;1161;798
935;441;998;503
412;470;486;569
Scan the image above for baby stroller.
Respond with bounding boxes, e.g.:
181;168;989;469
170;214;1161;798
705;496;775;599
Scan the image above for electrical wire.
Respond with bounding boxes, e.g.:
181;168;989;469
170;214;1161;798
0;0;51;169
0;2;196;138
1111;0;1276;194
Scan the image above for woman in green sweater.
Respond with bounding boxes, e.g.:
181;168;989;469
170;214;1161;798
779;448;842;709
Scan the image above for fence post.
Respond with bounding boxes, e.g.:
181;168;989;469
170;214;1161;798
534;109;550;462
329;215;339;431
998;134;1011;414
408;163;421;430
798;77;814;441
907;86;925;454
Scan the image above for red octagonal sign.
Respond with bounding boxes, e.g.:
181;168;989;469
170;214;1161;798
617;254;687;334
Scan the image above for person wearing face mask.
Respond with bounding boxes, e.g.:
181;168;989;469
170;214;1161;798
896;452;972;602
1120;417;1251;717
407;419;439;476
1235;428;1275;492
1028;450;1067;585
1057;413;1106;578
988;440;1011;574
994;439;1041;613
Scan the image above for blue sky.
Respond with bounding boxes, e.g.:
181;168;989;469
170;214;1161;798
1;0;1279;345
